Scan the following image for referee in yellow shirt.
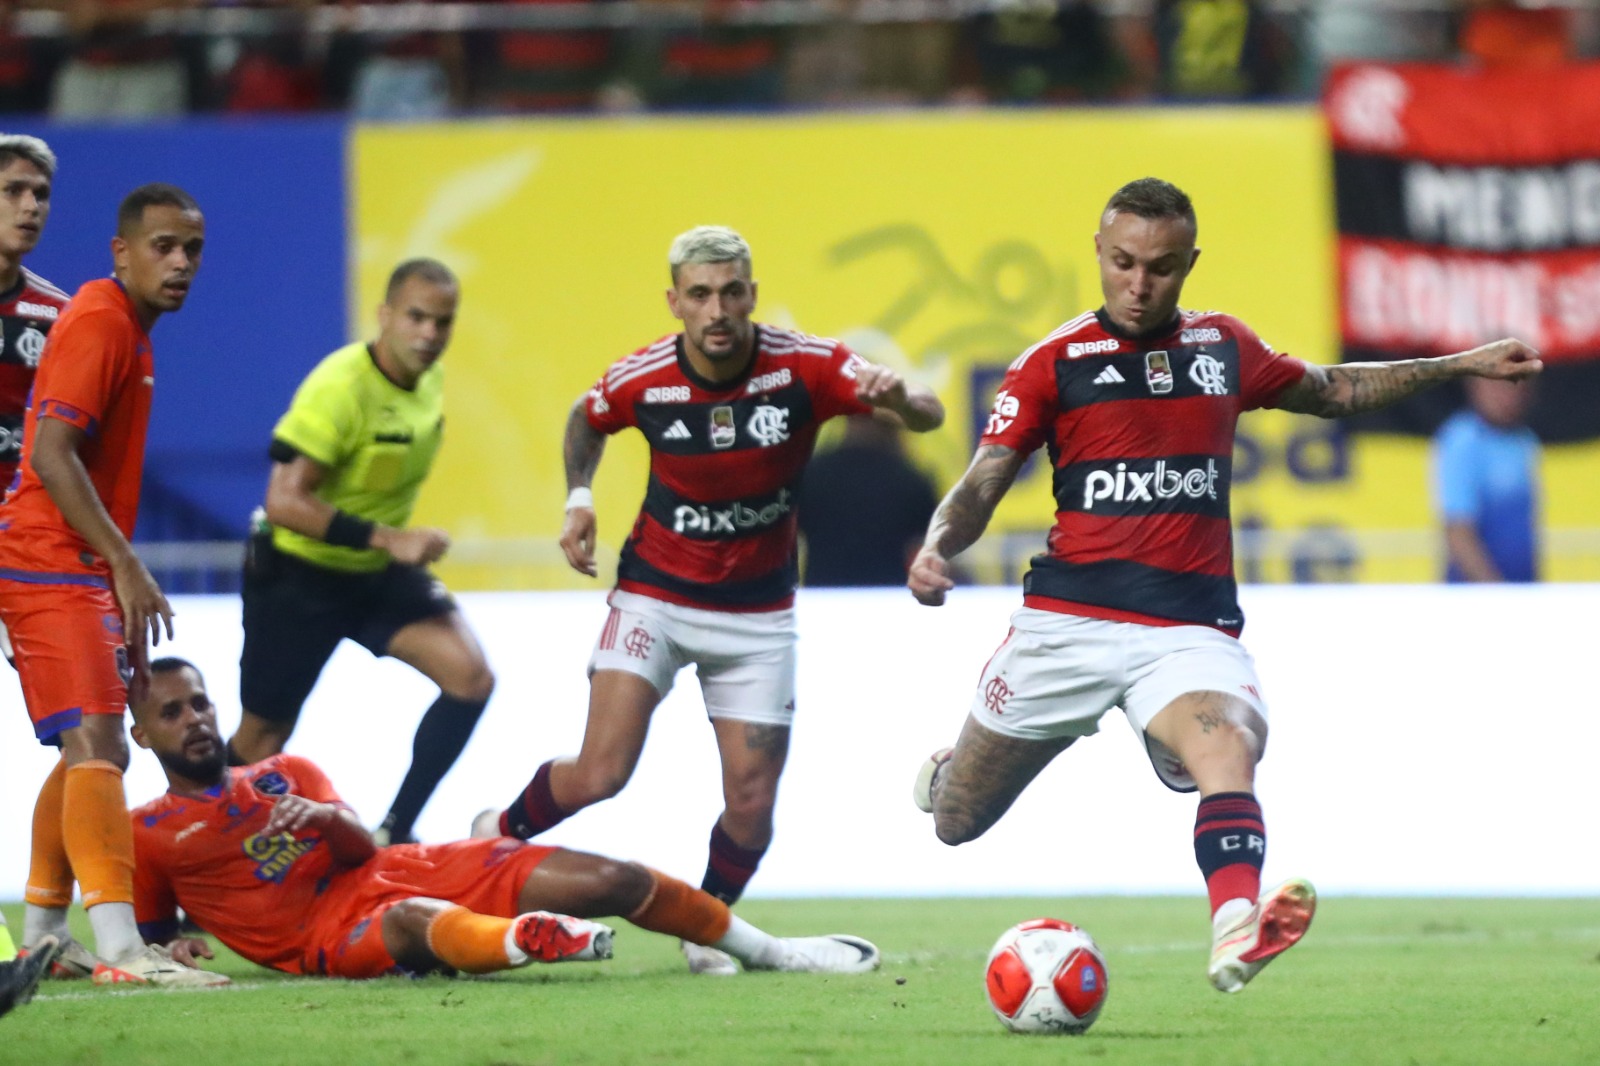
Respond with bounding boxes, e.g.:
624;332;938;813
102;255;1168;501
231;258;493;845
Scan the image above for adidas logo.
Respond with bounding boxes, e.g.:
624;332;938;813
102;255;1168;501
663;420;691;441
1092;366;1125;385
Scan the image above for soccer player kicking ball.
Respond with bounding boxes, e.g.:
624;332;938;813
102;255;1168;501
124;658;879;980
908;177;1541;993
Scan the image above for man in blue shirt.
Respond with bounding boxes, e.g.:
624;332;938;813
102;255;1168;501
1432;377;1541;582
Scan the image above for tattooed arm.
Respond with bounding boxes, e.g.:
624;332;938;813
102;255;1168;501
559;393;608;577
1275;338;1542;419
907;445;1028;606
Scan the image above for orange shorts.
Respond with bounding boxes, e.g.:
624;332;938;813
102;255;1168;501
304;838;558;978
0;576;128;744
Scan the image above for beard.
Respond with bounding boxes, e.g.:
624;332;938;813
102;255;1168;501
157;743;227;784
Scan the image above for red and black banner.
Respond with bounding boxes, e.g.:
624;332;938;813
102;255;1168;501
1325;62;1600;441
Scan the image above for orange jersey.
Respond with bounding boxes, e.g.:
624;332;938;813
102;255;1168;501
0;278;153;580
132;755;350;973
133;753;558;976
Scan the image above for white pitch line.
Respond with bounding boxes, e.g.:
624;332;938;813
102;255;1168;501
32;981;274;1002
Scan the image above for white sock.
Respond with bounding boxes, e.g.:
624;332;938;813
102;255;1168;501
1212;897;1254;934
23;904;70;947
502;920;530;968
712;915;786;969
87;902;143;963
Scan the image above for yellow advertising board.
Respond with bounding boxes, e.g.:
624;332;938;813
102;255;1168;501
352;110;1597;589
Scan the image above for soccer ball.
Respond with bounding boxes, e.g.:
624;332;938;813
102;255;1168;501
984;918;1108;1034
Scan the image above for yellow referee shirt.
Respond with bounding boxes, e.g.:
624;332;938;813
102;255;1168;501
270;342;444;573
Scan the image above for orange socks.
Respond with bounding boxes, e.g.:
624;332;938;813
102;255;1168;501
425;906;515;974
61;760;135;908
25;759;74;909
627;868;732;946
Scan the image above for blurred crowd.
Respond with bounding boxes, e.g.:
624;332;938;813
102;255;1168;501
0;0;1595;120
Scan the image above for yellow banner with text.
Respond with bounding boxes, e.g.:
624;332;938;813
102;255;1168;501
352;110;1596;588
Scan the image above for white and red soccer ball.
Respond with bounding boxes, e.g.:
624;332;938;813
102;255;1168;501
984;918;1108;1034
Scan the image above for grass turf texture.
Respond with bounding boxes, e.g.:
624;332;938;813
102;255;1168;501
6;897;1596;1065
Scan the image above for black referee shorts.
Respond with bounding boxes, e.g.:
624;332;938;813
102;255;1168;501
240;545;455;724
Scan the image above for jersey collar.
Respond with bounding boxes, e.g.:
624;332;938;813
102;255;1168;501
1094;307;1183;345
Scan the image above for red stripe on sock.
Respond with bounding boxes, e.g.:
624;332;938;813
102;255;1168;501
1194;818;1266;838
1207;863;1262;915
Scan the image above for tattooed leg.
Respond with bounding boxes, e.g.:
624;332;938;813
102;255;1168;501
710;718;792;849
1143;691;1266;796
932;715;1073;846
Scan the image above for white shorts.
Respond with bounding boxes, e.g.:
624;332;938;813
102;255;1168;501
588;590;798;727
968;607;1269;792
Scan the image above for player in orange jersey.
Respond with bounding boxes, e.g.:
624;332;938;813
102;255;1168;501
129;657;880;979
0;183;225;988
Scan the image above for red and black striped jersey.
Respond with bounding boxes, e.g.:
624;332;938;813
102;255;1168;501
982;308;1309;635
0;267;69;486
587;325;873;611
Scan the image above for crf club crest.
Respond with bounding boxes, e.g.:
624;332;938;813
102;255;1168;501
623;626;654;659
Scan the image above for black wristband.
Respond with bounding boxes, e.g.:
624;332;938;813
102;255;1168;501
324;510;376;549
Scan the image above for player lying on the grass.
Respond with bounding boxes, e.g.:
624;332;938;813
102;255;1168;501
108;656;878;980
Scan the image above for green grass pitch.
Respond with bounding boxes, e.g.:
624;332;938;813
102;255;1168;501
8;896;1597;1065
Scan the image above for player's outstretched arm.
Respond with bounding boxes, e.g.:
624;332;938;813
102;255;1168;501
909;444;1026;606
263;794;377;867
265;452;450;566
560;395;607;577
30;417;173;658
854;364;945;432
1276;338;1542;419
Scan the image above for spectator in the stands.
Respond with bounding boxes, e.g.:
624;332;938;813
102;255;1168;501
1141;0;1290;100
632;0;783;109
332;0;467;119
475;0;637;112
49;0;194;119
1457;0;1573;68
956;0;1129;104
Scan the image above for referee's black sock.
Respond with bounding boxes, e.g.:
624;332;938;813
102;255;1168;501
382;693;489;843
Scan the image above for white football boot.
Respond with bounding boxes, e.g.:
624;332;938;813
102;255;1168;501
1208;878;1317;993
759;935;881;974
470;809;504;839
93;944;232;988
20;934;97;979
512;912;614;963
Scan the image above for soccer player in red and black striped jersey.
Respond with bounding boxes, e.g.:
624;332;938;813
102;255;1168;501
908;178;1541;994
0;133;67;988
0;136;69;496
478;225;942;974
